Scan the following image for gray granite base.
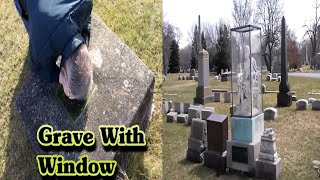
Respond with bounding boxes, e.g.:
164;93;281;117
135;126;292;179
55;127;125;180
255;158;281;180
277;92;292;107
177;113;188;123
186;149;203;163
167;112;178;122
227;139;260;174
203;150;227;175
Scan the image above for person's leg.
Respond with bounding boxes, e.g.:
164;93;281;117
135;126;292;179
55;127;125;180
13;0;30;35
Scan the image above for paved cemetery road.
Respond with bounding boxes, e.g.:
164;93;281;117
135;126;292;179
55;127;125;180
289;71;320;79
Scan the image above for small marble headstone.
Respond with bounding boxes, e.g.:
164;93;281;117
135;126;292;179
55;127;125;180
266;75;271;81
174;102;183;114
183;103;191;114
214;92;221;102
308;98;316;104
296;99;308;110
224;92;231;103
312;100;320;110
264;107;278;120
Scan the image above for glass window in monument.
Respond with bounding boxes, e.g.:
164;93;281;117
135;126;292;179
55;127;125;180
230;25;262;117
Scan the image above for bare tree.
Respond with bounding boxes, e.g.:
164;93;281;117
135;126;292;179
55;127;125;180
232;0;253;27
256;0;284;72
163;21;181;74
303;0;320;68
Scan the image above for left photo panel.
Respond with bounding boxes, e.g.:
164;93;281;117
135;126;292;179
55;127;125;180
0;0;162;179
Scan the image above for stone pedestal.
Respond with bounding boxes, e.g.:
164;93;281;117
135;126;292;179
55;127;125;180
255;128;281;180
226;139;260;174
227;113;264;174
277;92;292;107
177;113;188;123
231;113;264;143
203;114;228;174
167;112;177;123
186;118;207;163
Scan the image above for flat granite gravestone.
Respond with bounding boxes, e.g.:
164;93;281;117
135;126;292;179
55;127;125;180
14;14;154;172
167;112;178;123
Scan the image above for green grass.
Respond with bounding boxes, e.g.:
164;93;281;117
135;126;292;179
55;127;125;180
0;1;162;179
163;73;320;179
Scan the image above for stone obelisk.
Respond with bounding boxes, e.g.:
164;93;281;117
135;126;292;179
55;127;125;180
277;16;292;107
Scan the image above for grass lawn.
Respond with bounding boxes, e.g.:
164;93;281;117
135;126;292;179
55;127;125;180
0;1;162;179
163;73;320;179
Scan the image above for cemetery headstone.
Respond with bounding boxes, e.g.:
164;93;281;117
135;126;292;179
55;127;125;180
214;92;221;102
194;49;214;104
264;107;278;120
261;84;266;94
277;16;292;107
183;103;191;114
255;128;281;180
203;114;228;175
308;98;316;104
177;114;188;123
224;92;231;103
190;68;196;77
312;100;320;110
201;107;215;120
187;105;202;125
296;99;308;110
167;112;177;122
186;118;207;163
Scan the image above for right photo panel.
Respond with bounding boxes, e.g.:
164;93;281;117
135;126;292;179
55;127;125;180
162;0;320;179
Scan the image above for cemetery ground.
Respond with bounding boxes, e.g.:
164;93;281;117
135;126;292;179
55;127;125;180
163;73;320;179
0;1;162;179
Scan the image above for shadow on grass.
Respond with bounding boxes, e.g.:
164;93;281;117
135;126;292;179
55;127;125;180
3;59;40;179
2;59;90;179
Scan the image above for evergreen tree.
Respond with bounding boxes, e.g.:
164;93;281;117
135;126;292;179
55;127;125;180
168;39;180;73
201;31;207;50
190;25;200;69
213;25;231;74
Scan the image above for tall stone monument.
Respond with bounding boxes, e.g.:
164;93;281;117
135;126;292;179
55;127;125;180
227;24;264;175
14;14;155;176
193;49;214;104
277;16;292;107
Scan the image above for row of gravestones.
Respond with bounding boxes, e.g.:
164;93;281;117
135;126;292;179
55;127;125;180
266;73;281;82
261;84;297;101
178;75;197;81
185;108;280;178
164;101;215;125
296;98;320;110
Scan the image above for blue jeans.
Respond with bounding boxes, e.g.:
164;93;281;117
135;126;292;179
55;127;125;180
14;0;30;35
